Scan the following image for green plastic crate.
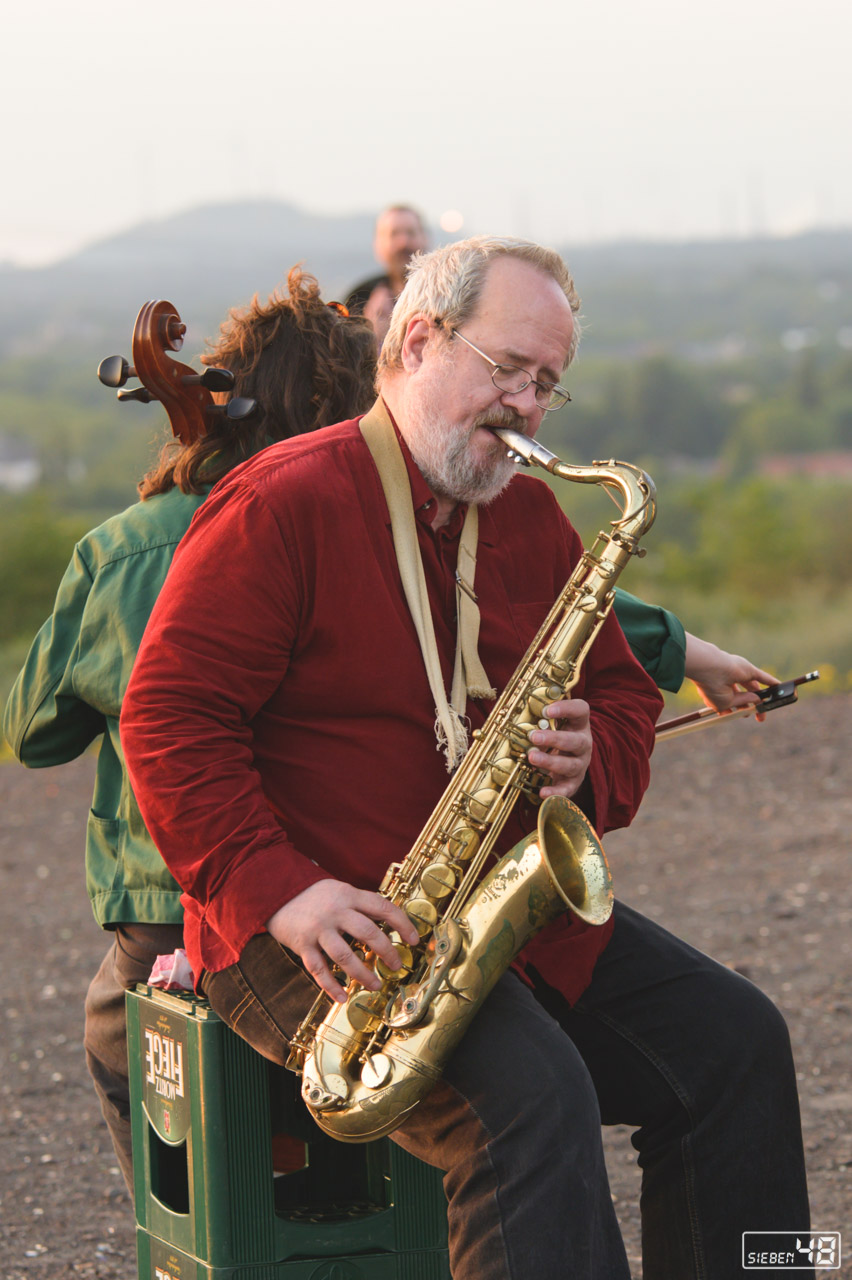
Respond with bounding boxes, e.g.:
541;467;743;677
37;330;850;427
126;985;449;1277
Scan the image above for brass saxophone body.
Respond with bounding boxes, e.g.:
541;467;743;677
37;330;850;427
286;430;657;1142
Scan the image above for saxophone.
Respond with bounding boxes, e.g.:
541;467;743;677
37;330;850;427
286;428;657;1142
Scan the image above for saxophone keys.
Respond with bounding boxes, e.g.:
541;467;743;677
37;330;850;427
376;935;414;980
420;862;456;898
528;684;563;717
489;756;517;786
404;897;439;938
346;989;387;1031
361;1052;393;1090
303;1073;348;1110
507;723;537;757
467;787;499;822
447;826;480;861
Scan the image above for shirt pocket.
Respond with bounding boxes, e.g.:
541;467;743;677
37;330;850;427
507;600;554;652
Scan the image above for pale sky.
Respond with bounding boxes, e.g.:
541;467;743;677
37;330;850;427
2;0;849;266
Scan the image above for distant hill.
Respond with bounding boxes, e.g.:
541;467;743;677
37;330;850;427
0;201;381;363
1;199;851;364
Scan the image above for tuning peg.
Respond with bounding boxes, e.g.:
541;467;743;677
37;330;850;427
225;396;259;422
98;355;134;388
182;367;236;392
205;396;259;423
117;386;156;404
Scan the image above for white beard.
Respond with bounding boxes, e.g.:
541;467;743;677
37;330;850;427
403;397;524;506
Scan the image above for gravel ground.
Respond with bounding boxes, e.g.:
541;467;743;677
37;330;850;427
1;691;850;1278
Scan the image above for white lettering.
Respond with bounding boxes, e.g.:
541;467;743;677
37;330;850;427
797;1236;814;1263
144;1030;185;1099
816;1236;838;1266
172;1039;184;1097
745;1232;840;1270
144;1029;155;1085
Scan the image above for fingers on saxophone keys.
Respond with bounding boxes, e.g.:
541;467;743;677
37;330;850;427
304;943;350;1003
356;890;420;948
528;738;570;766
318;927;384;999
342;912;410;979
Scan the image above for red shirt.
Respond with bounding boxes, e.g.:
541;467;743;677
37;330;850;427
121;415;662;1004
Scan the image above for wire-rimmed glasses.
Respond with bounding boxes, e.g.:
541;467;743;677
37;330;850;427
449;328;571;412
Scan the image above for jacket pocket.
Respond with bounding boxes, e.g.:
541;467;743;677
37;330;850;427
85;812;121;902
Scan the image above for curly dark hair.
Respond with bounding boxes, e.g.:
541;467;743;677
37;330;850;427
139;267;377;499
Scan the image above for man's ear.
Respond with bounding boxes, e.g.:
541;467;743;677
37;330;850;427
401;316;433;373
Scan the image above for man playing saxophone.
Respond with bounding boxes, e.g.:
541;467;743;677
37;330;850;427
122;236;811;1280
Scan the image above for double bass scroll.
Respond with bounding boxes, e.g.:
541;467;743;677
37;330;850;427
97;299;257;444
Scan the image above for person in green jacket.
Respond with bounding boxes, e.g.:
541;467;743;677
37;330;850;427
3;269;378;1189
3;269;773;1195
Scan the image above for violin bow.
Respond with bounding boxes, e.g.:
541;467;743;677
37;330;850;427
655;671;820;742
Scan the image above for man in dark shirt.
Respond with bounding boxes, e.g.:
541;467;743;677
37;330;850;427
345;204;429;346
122;236;811;1280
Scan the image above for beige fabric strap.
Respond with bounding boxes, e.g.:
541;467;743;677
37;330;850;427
359;398;495;771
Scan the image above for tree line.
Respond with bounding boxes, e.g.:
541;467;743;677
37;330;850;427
3;323;852;709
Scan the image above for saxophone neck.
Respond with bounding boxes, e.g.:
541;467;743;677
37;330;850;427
490;426;656;542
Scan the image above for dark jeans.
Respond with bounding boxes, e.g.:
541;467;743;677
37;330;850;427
84;922;185;1192
203;903;812;1280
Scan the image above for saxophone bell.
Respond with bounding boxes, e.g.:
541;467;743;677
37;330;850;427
536;795;613;926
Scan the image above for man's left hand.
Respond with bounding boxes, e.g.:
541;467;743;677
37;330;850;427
528;698;592;799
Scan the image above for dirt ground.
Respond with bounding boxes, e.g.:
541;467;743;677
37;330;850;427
1;692;850;1278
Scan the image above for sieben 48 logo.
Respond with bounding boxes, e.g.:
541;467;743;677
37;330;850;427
742;1232;841;1270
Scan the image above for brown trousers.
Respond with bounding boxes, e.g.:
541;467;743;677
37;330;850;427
84;922;185;1192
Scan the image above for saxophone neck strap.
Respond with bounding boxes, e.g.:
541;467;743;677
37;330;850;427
359;398;495;771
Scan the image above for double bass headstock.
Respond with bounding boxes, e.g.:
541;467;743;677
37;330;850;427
98;299;257;444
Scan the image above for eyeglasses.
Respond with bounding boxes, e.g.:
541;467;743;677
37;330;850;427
448;328;571;412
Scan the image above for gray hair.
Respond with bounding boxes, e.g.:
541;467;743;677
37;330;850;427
377;235;581;383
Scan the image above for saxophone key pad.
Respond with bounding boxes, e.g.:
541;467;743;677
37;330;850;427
489;756;517;786
303;1073;349;1110
346;990;387;1031
361;1053;393;1090
528;685;562;717
448;827;480;861
507;723;538;756
376;935;414;980
467;787;499;821
420;862;456;898
404;897;439;937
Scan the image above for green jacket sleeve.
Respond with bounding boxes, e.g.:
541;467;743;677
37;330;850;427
3;543;106;765
613;587;686;694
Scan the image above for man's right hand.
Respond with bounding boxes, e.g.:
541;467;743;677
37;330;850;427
266;880;420;1004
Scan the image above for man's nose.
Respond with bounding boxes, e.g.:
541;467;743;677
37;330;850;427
499;381;541;421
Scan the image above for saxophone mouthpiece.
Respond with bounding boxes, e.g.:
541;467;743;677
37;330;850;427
490;426;560;473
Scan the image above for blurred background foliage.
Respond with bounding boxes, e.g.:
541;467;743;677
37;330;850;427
2;211;851;716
